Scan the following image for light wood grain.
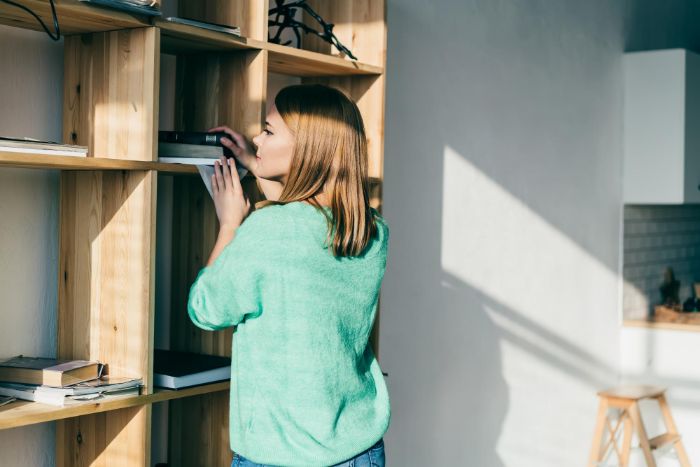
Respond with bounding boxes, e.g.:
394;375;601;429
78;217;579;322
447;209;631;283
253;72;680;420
0;0;148;34
302;75;386;180
265;41;384;76
623;319;700;332
58;25;160;467
63;27;159;161
302;0;387;68
0;150;269;175
58;169;157;466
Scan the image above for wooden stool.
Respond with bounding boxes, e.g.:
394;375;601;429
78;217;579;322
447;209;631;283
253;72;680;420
588;385;691;467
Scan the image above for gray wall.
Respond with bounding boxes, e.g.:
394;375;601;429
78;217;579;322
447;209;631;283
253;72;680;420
379;1;624;465
379;0;700;465
0;24;62;467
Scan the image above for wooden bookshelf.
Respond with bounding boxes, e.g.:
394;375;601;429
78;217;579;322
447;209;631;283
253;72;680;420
0;1;387;466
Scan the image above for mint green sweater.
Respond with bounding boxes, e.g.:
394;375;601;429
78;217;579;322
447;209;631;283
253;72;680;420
187;201;390;466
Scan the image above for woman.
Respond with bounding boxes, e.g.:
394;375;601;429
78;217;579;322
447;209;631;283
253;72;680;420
187;84;390;467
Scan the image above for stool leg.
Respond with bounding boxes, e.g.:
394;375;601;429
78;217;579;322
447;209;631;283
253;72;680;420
629;401;656;467
620;410;633;467
657;395;691;467
589;398;610;466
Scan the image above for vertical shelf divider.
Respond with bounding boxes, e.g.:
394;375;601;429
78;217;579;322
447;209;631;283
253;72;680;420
57;26;160;467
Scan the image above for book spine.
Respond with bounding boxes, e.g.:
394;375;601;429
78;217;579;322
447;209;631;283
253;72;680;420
158;131;227;146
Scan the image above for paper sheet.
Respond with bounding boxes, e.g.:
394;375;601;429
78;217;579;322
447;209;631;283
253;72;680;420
197;164;248;199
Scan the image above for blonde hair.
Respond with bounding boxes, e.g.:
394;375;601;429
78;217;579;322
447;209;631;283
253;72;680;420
255;84;378;258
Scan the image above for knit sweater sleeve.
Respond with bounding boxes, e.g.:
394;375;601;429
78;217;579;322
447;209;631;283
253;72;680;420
186;210;270;331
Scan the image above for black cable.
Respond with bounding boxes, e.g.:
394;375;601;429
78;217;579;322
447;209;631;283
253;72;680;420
0;0;60;41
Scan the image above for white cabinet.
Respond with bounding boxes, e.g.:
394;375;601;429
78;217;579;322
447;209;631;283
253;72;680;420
624;49;700;204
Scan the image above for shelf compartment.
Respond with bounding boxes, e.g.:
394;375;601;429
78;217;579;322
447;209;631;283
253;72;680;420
155;19;382;77
0;0;149;34
0;381;229;430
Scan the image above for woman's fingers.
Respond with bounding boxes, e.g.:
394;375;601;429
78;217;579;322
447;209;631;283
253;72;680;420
227;157;243;193
208;125;232;134
219;137;239;156
220;156;232;190
214;159;225;190
227;132;246;149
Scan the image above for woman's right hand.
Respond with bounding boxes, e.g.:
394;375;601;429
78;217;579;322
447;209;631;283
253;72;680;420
208;125;257;174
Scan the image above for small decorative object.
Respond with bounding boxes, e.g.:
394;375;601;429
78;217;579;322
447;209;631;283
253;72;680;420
659;266;681;308
682;296;697;312
268;0;357;60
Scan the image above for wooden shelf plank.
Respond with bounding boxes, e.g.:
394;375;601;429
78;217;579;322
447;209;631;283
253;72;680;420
0;152;385;184
623;319;700;333
0;151;202;173
0;0;149;34
264;41;384;77
0;381;229;430
156;19;257;54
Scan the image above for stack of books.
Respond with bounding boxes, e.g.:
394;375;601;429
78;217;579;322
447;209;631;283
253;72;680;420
158;130;232;165
0;356;142;407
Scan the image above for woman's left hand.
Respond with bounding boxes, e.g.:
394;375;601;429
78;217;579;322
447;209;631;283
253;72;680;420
212;155;251;231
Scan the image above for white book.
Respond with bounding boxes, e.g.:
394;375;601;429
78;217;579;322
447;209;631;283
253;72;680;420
159;157;223;165
0;137;87;158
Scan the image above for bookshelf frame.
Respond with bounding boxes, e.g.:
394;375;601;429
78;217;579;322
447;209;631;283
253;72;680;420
0;1;387;465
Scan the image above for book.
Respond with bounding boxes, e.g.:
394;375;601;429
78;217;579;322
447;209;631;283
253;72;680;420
0;395;14;407
158;142;229;159
78;0;161;16
0;356;103;388
34;376;142;397
0;136;87;157
162;17;241;36
0;381;141;407
153;349;230;389
159;131;229;146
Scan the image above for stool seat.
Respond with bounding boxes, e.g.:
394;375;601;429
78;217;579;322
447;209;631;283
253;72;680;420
597;385;667;400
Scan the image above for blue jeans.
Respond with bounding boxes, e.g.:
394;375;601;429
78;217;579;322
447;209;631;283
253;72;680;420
231;437;385;467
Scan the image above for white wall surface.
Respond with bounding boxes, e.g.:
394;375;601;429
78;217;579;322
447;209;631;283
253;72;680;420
380;1;625;465
0;24;63;467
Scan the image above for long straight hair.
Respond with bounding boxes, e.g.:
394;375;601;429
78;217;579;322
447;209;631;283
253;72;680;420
255;84;378;258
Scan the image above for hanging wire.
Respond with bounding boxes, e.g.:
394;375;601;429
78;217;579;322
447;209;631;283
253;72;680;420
1;0;61;41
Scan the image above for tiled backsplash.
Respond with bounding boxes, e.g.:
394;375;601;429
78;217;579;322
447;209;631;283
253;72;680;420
623;205;700;320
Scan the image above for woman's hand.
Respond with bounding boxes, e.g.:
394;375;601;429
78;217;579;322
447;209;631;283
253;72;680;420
212;155;251;231
209;125;258;175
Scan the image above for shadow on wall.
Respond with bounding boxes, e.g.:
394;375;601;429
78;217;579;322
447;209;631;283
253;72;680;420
381;0;627;464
